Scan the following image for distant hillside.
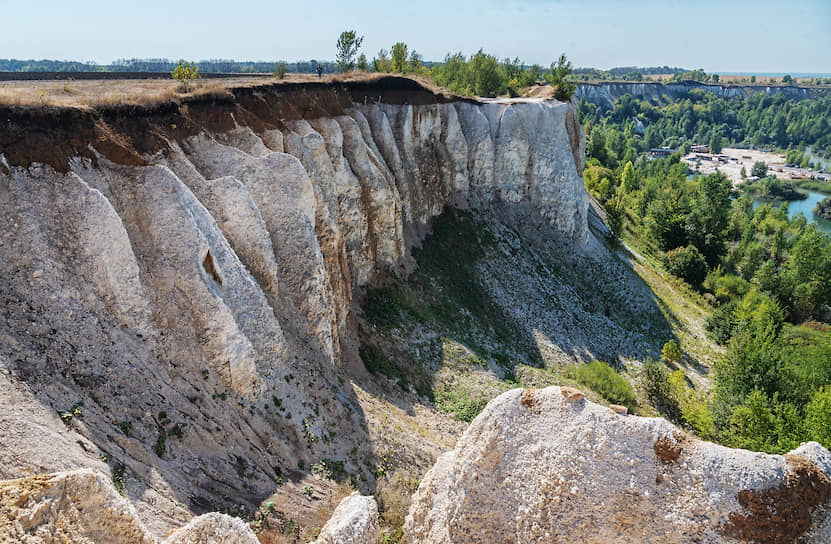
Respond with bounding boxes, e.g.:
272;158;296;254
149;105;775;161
575;80;824;108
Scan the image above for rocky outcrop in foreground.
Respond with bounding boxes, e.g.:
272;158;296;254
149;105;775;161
404;386;831;543
0;469;379;544
0;469;257;543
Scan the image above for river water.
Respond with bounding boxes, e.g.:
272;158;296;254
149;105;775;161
754;190;831;234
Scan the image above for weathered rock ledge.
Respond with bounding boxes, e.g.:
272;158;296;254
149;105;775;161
405;386;831;543
0;469;378;544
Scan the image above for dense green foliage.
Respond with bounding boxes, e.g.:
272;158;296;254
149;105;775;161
743;176;806;201
817;197;831;220
578;91;831;159
584;89;831;452
663;246;707;286
429;50;543;98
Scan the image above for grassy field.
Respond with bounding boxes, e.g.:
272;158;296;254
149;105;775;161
0;72;445;108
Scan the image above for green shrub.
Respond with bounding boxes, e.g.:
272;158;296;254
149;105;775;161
273;61;288;79
661;339;682;364
171;60;199;92
807;386;831;449
705;300;739;344
667;370;714;439
435;386;490;423
154;432;166;458
663;245;707;286
111;464;126;495
568;360;636;411
641;358;680;420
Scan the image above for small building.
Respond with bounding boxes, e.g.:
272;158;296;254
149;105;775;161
691;144;710;153
649;147;674;158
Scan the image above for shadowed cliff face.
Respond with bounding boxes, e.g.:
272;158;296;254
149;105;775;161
0;77;589;535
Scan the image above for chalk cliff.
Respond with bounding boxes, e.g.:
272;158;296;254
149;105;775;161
0;77;588;536
575;80;815;108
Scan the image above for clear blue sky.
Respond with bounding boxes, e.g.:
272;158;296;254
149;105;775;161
1;0;829;73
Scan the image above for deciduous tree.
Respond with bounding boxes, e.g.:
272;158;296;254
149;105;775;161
336;30;364;72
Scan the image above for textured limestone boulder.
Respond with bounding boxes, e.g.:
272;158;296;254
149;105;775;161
0;469;153;544
163;512;258;544
404;386;831;543
312;491;379;544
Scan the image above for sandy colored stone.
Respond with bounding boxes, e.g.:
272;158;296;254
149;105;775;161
163;512;258;544
0;469;153;544
311;492;378;544
560;386;585;401
404;386;831;543
609;404;628;415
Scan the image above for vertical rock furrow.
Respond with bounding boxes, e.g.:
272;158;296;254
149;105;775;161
282;121;355;360
179;137;337;365
453;102;496;208
335;113;405;277
160;150;282;307
77;161;280;396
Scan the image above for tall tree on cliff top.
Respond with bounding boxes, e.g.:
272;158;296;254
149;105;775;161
336;30;364;72
545;53;576;101
391;42;409;74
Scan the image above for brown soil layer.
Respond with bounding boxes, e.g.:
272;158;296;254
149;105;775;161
0;76;477;173
720;454;831;543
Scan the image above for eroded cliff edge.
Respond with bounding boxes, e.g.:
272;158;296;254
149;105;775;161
0;77;589;535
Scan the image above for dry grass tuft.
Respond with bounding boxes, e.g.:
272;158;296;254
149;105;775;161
0;72;453;112
376;470;421;543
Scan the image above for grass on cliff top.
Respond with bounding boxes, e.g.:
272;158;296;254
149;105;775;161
0;72;448;109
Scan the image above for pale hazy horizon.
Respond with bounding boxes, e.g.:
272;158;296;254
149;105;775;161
1;0;829;73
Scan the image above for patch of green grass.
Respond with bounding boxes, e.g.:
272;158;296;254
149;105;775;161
310;458;346;481
565;360;637;411
364;287;408;329
441;338;488;370
435;389;489;423
118;421;132;436
412;211;530;357
791;179;831;195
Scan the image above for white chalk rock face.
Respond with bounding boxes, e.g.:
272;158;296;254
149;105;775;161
163;512;259;544
312;492;379;544
404;386;831;544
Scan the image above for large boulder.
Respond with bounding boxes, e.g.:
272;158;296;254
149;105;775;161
163;512;258;544
0;469;261;544
0;469;153;544
404;386;831;543
312;491;378;544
